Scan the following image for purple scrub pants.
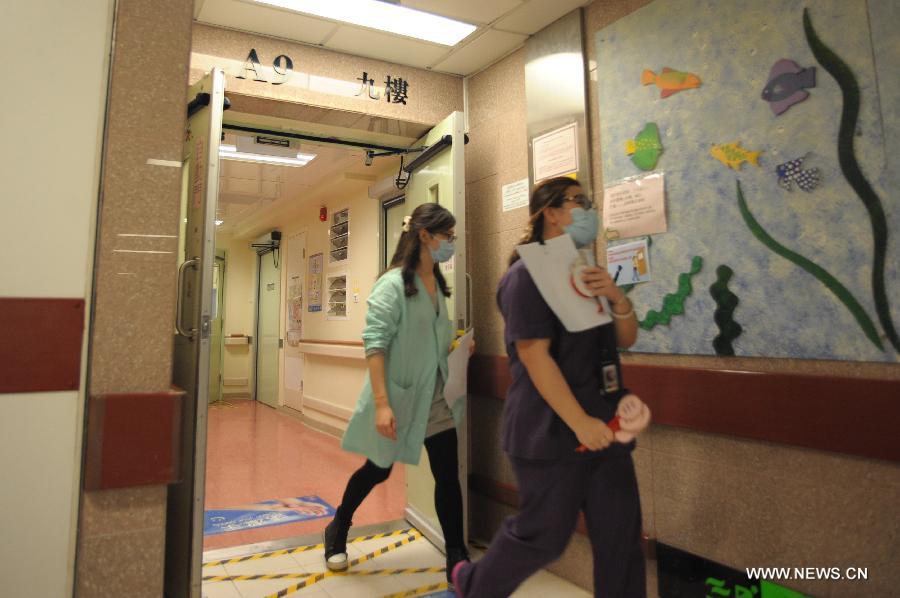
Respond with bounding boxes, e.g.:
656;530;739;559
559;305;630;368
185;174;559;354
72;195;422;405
456;451;645;597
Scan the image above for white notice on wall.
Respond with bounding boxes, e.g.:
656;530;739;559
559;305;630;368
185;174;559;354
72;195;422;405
602;173;667;240
532;122;579;182
502;178;530;212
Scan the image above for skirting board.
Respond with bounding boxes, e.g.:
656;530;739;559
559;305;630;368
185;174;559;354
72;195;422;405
302;394;354;421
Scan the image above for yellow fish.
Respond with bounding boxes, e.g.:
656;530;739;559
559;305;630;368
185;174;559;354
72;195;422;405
710;141;762;170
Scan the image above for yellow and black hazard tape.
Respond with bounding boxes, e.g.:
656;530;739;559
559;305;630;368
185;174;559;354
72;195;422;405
262;532;423;598
203;527;418;568
378;581;450;598
204;566;445;583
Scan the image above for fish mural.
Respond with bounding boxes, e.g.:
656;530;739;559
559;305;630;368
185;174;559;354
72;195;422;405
625;123;663;170
776;156;821;192
761;59;816;115
710;141;762;170
641;67;701;98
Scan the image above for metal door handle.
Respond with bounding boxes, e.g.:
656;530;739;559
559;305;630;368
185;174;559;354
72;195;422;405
175;257;199;338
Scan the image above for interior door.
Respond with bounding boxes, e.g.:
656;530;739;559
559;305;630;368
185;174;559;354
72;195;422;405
167;67;225;598
401;111;468;550
255;248;281;409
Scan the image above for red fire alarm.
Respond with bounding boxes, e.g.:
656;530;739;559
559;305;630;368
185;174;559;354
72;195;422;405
319;206;327;222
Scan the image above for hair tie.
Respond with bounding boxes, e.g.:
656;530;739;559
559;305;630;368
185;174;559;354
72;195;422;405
401;215;412;232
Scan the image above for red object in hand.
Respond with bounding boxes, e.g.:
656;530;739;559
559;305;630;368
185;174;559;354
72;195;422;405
319;206;327;222
575;416;620;453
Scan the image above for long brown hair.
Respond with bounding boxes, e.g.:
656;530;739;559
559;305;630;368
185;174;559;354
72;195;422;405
387;202;455;297
508;177;581;266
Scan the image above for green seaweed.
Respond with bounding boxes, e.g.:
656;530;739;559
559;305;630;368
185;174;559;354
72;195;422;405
735;180;883;351
709;265;743;356
638;256;703;331
804;8;898;353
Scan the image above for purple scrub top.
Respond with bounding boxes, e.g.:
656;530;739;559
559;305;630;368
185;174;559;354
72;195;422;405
497;259;632;461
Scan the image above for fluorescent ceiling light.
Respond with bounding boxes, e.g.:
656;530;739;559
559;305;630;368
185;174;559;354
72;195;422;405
251;0;477;46
219;144;316;167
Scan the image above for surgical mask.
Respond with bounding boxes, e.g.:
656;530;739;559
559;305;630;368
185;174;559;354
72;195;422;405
564;207;599;248
430;239;455;263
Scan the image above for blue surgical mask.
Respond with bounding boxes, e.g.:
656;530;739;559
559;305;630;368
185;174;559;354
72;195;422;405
430;239;455;263
564;207;599;248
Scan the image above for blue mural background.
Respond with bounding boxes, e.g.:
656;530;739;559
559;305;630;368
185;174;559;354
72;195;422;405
596;0;899;361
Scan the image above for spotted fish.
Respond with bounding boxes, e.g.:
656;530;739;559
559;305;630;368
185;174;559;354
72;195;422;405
710;141;762;170
625;123;663;170
776;156;820;192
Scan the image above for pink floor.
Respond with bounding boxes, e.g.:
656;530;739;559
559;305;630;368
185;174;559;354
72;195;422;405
203;400;406;550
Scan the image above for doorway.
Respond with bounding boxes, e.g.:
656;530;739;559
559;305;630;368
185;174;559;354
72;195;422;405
168;67;469;598
254;242;281;408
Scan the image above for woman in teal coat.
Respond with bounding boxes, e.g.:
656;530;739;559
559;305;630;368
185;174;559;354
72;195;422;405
323;202;469;582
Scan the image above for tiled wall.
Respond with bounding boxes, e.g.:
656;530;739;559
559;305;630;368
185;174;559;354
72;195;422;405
465;1;900;596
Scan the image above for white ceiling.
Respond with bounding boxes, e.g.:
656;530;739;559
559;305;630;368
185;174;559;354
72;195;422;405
216;132;398;238
194;0;593;76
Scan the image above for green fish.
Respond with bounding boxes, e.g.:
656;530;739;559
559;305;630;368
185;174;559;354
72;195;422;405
625;122;663;171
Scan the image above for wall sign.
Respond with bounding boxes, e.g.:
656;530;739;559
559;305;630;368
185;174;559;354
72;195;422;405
236;49;411;103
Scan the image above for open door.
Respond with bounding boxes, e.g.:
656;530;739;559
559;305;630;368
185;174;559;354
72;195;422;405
167;68;225;598
401;111;469;551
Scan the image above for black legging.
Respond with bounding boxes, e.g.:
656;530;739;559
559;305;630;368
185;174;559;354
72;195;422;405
335;428;464;550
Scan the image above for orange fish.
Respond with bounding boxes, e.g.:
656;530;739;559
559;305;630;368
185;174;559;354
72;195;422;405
642;67;702;98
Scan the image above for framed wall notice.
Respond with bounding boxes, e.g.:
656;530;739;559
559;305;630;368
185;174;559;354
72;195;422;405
307;252;323;312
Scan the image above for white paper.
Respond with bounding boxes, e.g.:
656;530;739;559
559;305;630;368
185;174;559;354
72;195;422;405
516;235;613;332
532;123;579;182
602;173;667;240
502;178;530;212
607;238;651;284
443;329;474;409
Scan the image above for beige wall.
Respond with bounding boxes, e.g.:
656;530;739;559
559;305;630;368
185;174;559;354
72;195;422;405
0;1;114;596
190;23;463;127
217;233;257;397
281;179;382;427
464;2;900;596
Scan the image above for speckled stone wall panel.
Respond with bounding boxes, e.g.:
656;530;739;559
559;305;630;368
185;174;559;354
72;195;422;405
90;0;194;395
651;425;900;597
79;0;194;595
190;24;462;127
76;525;167;598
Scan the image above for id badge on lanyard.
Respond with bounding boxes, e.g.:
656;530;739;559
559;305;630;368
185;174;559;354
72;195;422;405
601;362;620;393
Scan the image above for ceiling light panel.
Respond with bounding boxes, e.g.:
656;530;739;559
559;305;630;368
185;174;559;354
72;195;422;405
251;0;477;46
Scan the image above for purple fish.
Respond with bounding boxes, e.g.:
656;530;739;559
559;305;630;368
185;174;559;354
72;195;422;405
761;59;816;115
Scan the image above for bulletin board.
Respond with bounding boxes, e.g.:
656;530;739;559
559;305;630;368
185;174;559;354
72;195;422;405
596;0;899;362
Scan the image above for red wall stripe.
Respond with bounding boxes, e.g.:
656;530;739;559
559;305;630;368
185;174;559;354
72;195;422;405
0;298;85;393
469;355;900;462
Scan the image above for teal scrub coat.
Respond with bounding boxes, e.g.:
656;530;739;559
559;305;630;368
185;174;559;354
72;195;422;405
341;268;465;468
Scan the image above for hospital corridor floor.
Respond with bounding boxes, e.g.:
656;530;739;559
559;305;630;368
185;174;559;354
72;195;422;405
202;400;590;597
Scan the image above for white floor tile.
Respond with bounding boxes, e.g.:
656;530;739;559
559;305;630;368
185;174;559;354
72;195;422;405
232;576;330;598
201;579;243;598
317;573;409;598
225;554;306;577
512;569;591;597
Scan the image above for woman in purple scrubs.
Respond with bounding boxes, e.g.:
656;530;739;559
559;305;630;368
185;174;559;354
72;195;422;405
453;177;645;597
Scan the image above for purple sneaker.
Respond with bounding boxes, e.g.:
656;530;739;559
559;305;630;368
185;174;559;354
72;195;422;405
451;561;469;597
